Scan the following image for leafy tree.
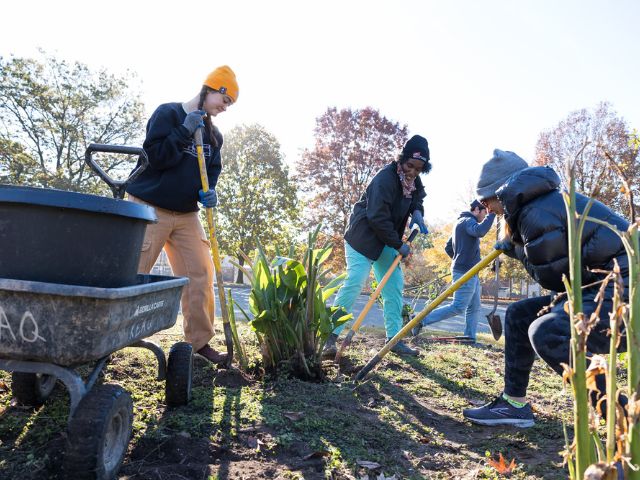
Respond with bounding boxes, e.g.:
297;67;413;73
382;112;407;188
412;223;453;288
0;52;144;193
534;102;639;215
216;124;300;283
296;107;409;269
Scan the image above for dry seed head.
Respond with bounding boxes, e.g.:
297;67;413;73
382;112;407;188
586;355;608;395
583;462;619;480
560;362;574;389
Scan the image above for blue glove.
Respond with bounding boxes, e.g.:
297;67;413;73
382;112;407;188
410;210;429;235
494;240;513;251
398;243;411;258
182;110;205;135
198;188;218;208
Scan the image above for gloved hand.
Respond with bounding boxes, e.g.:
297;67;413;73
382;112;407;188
398;243;411;258
182;110;206;135
410;210;429;235
198;188;218;208
494;239;513;251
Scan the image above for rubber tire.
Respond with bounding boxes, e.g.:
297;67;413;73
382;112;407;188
11;372;57;406
165;342;193;407
63;384;133;480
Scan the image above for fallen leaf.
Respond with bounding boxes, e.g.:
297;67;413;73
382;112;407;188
0;380;8;392
283;411;304;421
418;436;430;444
303;450;330;460
357;459;382;470
487;452;517;475
462;366;474;379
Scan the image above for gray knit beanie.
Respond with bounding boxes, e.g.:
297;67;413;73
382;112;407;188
476;149;529;200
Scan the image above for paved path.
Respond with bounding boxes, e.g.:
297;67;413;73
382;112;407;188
214;284;507;335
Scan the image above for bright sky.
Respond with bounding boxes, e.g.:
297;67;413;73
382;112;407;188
2;0;639;225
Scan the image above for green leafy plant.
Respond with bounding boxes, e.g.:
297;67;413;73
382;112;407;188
236;226;351;379
401;303;414;327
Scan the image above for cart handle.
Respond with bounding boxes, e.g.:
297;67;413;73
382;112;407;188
84;144;149;199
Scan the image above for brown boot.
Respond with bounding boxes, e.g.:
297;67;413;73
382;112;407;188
196;345;228;366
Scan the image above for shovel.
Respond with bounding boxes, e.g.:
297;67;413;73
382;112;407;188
354;249;502;381
485;257;503;341
334;225;420;364
194;128;233;368
486;225;503;340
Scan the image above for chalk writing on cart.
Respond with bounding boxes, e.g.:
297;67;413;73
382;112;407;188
0;305;46;343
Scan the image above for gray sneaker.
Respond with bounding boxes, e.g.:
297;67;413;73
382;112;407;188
322;333;339;359
389;339;419;356
463;395;535;428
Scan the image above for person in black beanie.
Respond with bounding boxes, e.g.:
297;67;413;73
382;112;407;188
463;149;629;429
322;135;432;358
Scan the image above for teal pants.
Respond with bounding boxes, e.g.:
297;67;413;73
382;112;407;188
333;242;404;338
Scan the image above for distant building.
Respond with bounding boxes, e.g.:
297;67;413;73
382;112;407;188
151;250;250;285
150;250;172;276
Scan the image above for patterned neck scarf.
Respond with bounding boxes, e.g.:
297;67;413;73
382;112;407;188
397;162;416;198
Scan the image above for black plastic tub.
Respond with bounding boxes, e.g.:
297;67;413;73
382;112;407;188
0;184;157;287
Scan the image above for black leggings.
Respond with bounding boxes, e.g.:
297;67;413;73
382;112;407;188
504;294;620;397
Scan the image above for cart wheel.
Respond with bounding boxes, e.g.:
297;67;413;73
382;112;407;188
11;372;57;406
165;342;193;407
63;384;133;480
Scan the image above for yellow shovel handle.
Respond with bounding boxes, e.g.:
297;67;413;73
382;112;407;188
354;249;502;381
195;128;233;367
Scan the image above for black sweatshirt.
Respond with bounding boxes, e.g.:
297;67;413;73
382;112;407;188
344;162;426;261
126;102;222;212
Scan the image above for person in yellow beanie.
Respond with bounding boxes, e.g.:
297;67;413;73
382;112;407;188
126;66;239;365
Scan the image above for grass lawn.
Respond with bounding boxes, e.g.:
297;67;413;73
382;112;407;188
0;318;573;479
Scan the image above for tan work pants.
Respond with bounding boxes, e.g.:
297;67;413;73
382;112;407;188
129;195;214;351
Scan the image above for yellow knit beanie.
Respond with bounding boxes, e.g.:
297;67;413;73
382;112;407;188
203;65;239;103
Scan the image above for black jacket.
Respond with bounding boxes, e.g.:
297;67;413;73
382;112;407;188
445;211;496;273
498;166;629;293
126;103;223;212
344;162;426;260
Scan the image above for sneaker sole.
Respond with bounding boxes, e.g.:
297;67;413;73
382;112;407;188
465;417;535;428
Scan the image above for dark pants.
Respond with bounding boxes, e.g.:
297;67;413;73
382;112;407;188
504;293;622;398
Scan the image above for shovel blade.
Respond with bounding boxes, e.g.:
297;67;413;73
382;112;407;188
486;313;502;341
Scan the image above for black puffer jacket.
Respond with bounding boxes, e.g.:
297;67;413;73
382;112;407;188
497;166;629;293
344;162;426;261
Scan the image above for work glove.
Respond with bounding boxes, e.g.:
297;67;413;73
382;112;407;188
409;210;429;235
494;239;513;251
198;188;218;208
182;110;206;136
398;243;411;258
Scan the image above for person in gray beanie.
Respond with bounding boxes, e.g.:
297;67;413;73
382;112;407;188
463;153;629;441
476;149;529;201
